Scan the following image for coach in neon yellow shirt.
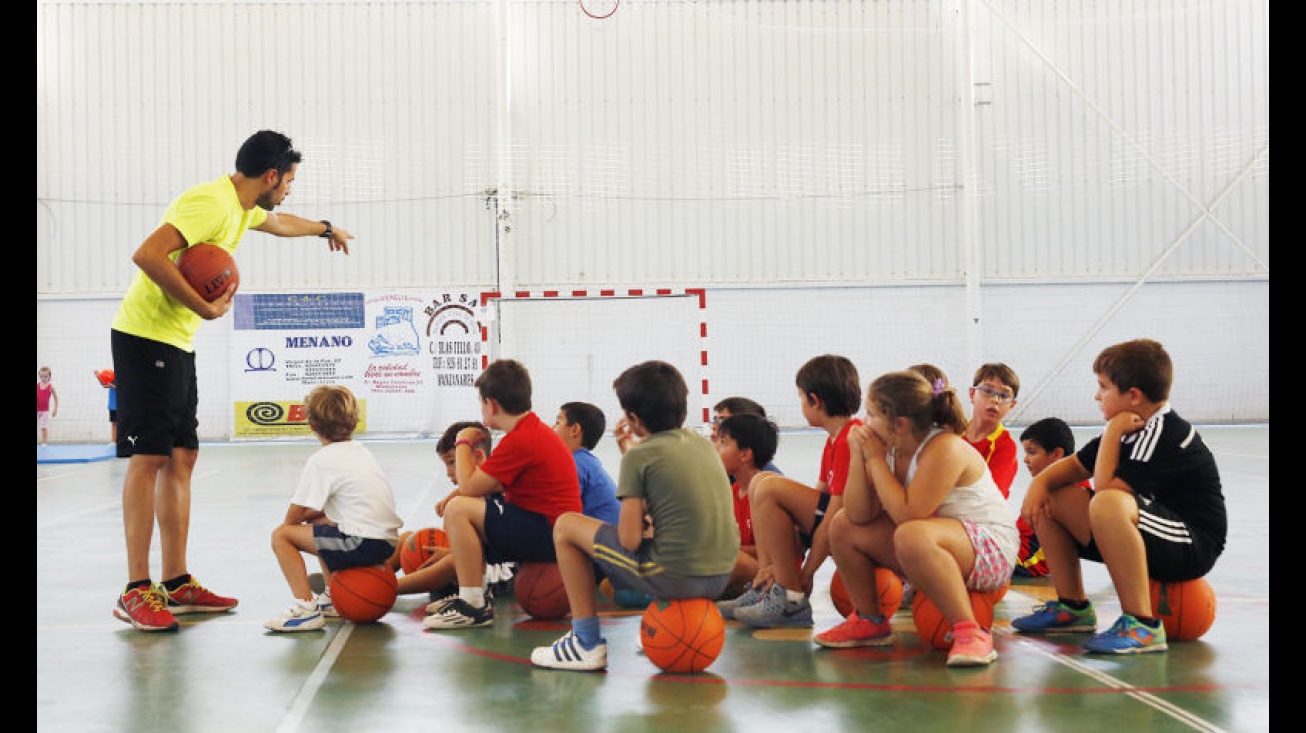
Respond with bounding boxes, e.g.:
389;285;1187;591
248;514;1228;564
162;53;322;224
109;129;354;632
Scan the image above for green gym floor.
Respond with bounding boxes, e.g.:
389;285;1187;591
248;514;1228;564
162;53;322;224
36;426;1268;733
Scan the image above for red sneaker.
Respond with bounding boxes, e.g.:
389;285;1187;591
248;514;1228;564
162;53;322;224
113;586;179;632
814;613;893;648
159;577;239;614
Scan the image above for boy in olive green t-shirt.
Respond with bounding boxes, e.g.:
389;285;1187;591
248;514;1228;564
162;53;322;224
530;360;738;672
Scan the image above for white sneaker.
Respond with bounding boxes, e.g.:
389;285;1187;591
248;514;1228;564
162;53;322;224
263;600;325;632
425;592;458;615
531;631;608;671
316;591;339;618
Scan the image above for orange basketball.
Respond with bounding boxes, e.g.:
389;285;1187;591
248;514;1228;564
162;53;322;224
328;565;397;624
830;568;904;620
386;531;413;573
911;589;997;650
515;562;570;620
1149;577;1217;640
175;242;239;302
640;598;725;674
399;527;449;575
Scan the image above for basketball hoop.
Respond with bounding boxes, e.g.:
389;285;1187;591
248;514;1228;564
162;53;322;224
580;0;620;20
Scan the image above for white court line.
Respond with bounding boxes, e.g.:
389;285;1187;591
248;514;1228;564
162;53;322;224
270;477;437;733
274;624;354;733
1000;589;1227;733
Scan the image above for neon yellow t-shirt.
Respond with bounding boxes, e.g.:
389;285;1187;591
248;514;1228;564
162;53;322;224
111;175;267;351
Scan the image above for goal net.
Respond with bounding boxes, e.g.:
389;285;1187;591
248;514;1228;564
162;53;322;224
482;289;710;432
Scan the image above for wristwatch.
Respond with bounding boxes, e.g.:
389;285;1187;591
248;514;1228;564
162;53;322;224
319;220;333;239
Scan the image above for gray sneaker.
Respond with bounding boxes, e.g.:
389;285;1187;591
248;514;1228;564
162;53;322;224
717;586;763;620
734;584;812;629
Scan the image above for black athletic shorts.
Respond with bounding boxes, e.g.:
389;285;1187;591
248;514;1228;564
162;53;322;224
111;329;199;458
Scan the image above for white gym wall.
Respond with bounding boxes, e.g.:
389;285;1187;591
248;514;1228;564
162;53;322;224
37;1;1269;441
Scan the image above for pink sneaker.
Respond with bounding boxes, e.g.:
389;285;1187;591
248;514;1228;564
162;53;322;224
814;614;893;648
946;620;997;667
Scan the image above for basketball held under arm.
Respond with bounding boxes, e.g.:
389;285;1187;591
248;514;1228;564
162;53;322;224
133;226;230;319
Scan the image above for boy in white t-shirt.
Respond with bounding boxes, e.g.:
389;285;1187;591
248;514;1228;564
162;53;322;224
264;385;403;632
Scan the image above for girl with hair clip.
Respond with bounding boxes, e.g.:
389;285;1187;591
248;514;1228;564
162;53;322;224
814;370;1018;667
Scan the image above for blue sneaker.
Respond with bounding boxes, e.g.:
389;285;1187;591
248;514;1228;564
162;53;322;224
1084;614;1167;654
733;584;812;629
1012;600;1097;634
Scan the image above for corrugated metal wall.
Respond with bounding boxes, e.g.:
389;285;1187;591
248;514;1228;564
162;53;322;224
37;0;503;296
36;1;1269;435
38;0;1268;294
507;1;968;288
971;0;1269;282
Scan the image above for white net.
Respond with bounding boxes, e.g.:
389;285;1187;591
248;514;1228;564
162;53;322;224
484;292;710;433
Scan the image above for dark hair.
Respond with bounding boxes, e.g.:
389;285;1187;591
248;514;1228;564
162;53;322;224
972;362;1021;397
560;401;607;450
1093;339;1172;403
717;413;779;468
867;370;968;438
1019;417;1076;456
713;396;767;417
304;384;359;443
235;130;302;177
437;420;491;455
795;355;861;417
613;360;687;434
473;359;532;414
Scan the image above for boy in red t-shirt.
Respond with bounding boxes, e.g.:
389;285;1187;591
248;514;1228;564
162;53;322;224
962;362;1043;579
423;359;583;630
1014;417;1090;578
713;412;780;600
731;355;863;629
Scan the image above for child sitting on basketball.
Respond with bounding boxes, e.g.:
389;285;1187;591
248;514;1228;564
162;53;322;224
959;362;1045;581
728;354;862;628
814;370;1017;667
422;359;583;630
264;384;404;632
390;420;492;599
713;412;780;600
1012;417;1089;578
530;360;738;671
1014;339;1226;654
